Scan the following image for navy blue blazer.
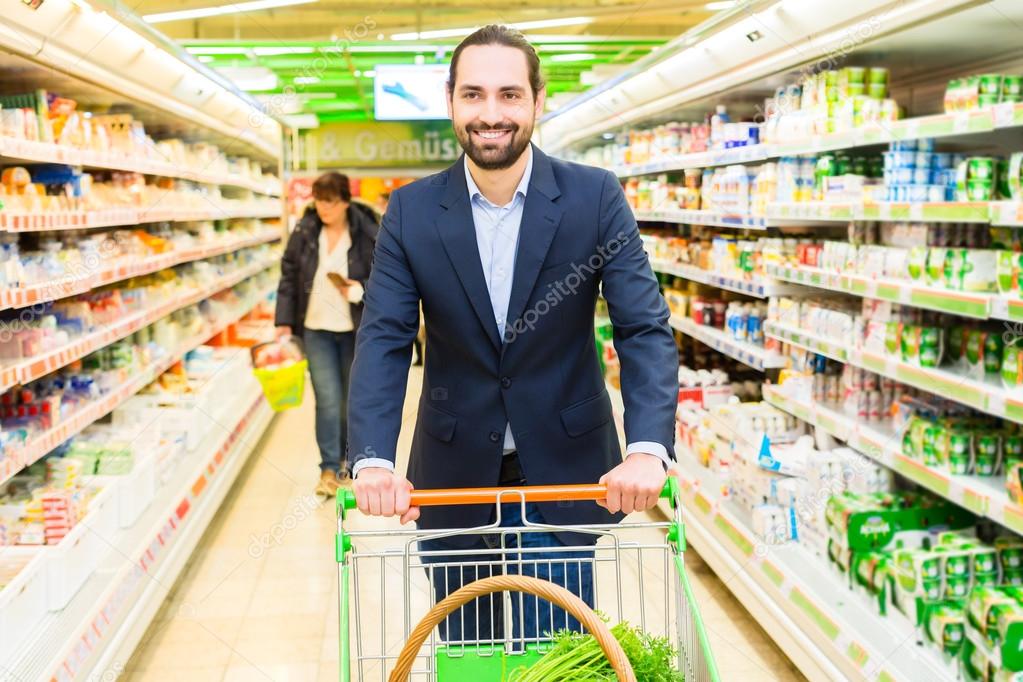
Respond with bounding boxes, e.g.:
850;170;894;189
347;144;678;540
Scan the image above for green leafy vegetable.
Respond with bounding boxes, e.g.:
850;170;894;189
509;622;685;681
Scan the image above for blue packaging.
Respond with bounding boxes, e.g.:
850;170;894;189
748;309;763;344
917;138;936;153
891;139;918;152
933;153;953;169
913;168;932;185
915;152;934;169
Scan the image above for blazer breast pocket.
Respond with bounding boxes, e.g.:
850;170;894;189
420;402;457;443
560;391;612;437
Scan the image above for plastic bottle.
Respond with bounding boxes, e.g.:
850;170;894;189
710;105;730;150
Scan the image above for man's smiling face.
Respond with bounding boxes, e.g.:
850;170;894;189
447;43;545;170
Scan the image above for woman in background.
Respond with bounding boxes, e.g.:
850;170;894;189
275;172;378;496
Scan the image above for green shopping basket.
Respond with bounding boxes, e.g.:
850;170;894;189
251;338;308;412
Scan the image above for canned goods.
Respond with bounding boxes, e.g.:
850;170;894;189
985;333;1004;374
979;74;1003;96
977;433;1001;456
979;94;1001;108
927;185;948;202
967;179;993;201
893;167;914;184
1004;75;1023;98
867;82;887;100
1006;435;1023;459
975;451;998;476
969;157;997;181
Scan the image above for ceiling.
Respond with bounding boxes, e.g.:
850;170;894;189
120;0;726;123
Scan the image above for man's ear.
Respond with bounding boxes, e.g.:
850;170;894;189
446;84;454;120
534;86;547;120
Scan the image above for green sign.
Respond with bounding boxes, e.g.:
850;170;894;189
308;120;460;168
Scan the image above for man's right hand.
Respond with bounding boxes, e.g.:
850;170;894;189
353;467;419;525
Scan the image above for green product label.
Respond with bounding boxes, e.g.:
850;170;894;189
894;455;951;496
846;641;869;668
910;289;987;318
761;561;784;587
789;587;841;641
876;283;901;301
715;515;754;557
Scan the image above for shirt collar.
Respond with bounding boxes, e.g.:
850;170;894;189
464;145;533;209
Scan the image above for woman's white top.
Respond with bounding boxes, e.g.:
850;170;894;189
303;227;364;332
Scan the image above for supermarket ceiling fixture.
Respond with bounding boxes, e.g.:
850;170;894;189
143;0;317;24
135;0;714;121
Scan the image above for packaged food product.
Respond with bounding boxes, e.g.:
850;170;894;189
926;603;966;655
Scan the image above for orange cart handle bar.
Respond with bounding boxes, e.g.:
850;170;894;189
337;480;677;512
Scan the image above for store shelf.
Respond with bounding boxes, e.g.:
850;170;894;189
603;376;956;680
0;230;280;312
633;207;774;230
761;385;1023;534
669;315;784;371
764;320;1023;429
762;320;849;362
611;145;770;177
765;264;998;320
0;204;282;233
605;104;1023;178
0;254;277;394
765;202;856;223
651;260;803;298
6;380;273;681
671;447;957;681
0;280;276;487
0;137;282;196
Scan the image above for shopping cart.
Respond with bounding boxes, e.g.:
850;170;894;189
335;480;720;681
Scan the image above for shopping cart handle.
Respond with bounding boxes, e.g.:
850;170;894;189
337;480;676;511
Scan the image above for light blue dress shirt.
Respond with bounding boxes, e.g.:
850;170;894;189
353;148;669;477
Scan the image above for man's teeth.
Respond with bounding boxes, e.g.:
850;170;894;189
476;130;508;139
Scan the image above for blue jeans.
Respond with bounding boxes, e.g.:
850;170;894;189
303;329;355;475
419;501;595;646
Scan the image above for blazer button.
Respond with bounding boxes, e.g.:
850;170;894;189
489;431;501;443
501;377;512;389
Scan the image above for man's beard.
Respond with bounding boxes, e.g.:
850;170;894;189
456;121;532;170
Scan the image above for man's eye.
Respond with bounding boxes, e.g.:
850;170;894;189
504;93;520;100
463;92;479;100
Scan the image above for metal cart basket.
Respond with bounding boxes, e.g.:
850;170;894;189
335;480;719;681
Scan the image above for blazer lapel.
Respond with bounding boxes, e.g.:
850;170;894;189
435;158;503;351
504;145;563;345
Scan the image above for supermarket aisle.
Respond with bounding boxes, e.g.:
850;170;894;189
126;367;805;681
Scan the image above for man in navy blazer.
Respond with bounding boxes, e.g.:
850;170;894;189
347;25;678;642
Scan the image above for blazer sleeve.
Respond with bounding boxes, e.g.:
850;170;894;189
347;191;422;468
596;170;679;460
274;228;304;328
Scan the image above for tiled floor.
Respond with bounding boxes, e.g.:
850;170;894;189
126;367;807;681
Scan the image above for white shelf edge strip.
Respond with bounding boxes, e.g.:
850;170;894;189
669;315;783;371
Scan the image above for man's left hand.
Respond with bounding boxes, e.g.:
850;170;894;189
597;452;667;515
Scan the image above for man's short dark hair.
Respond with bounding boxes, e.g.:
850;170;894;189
448;25;546;100
312;171;352;202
